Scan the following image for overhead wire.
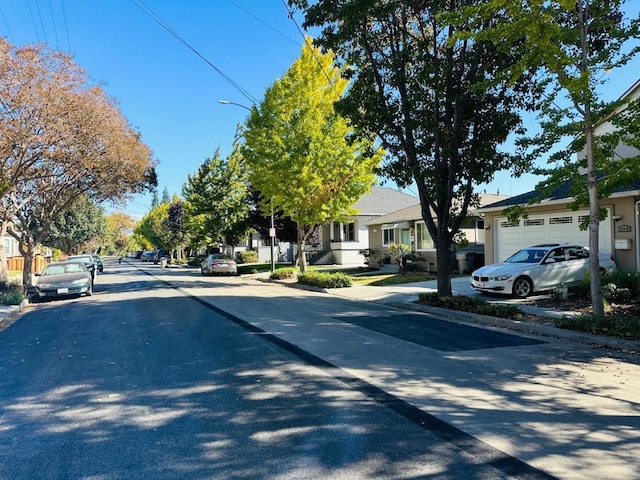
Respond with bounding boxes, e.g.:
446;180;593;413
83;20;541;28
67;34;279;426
60;0;71;51
34;0;49;43
279;0;343;100
224;0;300;46
26;0;41;41
129;0;258;106
0;5;14;42
47;0;60;48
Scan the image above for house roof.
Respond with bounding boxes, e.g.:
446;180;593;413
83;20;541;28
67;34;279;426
366;193;510;225
477;180;640;213
353;186;418;216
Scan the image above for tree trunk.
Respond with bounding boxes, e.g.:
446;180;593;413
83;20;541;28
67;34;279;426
19;242;35;289
579;2;605;317
585;126;604;316
0;220;9;283
296;223;308;273
436;240;453;297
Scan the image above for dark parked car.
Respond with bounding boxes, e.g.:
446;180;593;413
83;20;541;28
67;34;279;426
92;254;104;272
201;254;237;275
67;254;98;281
153;249;170;265
141;250;156;262
32;260;93;301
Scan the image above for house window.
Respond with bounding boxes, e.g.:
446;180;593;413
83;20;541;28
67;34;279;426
415;222;434;250
383;228;395;245
342;222;356;242
332;222;341;241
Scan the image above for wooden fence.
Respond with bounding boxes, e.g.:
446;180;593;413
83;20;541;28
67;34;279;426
7;256;49;273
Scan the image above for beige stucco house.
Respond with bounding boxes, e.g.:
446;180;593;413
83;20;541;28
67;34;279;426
478;80;640;272
306;186;418;265
366;194;509;271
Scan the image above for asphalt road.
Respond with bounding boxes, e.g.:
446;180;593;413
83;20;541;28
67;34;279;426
2;260;639;479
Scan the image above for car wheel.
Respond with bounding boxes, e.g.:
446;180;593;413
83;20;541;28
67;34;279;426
512;277;533;298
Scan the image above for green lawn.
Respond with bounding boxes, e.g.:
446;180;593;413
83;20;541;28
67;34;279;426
352;272;436;286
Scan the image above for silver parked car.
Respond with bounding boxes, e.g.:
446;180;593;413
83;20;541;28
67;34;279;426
471;244;616;298
33;260;93;301
201;254;237;275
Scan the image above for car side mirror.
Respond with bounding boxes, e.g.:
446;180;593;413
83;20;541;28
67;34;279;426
35;272;41;276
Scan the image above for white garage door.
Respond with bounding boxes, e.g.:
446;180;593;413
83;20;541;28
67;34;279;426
494;209;612;262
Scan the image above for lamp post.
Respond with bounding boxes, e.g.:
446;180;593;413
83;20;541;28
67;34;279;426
219;99;276;273
218;99;252;111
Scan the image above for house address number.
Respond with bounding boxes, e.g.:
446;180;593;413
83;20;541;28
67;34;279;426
618;225;632;233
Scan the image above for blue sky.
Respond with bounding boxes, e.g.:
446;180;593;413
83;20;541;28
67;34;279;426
1;1;639;218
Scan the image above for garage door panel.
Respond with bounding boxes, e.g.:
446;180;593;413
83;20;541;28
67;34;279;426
495;210;612;263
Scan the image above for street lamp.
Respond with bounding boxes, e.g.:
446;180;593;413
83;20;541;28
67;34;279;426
218;99;252;111
218;99;276;273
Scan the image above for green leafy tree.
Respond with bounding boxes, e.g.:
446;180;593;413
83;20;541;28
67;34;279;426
462;0;640;315
134;203;167;251
290;1;536;293
105;212;136;255
44;196;106;255
242;39;382;272
182;138;251;254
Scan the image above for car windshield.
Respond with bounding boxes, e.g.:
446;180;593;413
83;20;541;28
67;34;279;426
504;249;547;264
208;254;230;260
43;262;86;275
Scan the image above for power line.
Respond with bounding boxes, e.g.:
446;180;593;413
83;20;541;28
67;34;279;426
60;0;71;51
34;0;49;43
279;0;343;100
224;0;300;46
129;0;258;105
0;5;14;42
47;0;60;48
26;0;41;41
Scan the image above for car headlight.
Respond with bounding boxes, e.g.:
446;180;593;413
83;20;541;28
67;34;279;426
72;279;88;285
493;275;512;281
37;283;52;289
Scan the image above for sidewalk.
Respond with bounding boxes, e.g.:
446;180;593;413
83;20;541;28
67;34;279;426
272;272;640;353
0;301;27;331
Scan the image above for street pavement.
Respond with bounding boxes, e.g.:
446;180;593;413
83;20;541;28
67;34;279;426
4;263;640;479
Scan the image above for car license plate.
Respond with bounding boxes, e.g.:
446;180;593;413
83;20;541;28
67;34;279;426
57;287;69;294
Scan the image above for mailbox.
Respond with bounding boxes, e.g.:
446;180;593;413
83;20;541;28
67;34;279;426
614;238;631;250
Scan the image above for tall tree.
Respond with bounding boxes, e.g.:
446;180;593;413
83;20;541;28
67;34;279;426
105;212;137;255
0;39;156;286
462;0;640;315
182;139;251;253
290;1;536;293
43;196;106;255
242;39;382;272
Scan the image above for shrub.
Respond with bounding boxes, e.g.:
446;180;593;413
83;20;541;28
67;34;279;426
298;271;352;288
270;267;297;280
0;281;25;305
416;292;524;319
602;270;640;298
602;283;632;303
237;250;259;264
554;314;640;341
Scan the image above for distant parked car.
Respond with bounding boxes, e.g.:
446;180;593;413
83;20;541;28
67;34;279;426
201;254;237;275
67;254;98;282
135;250;143;259
471;244;616;298
92;254;104;272
153;249;170;265
32;260;93;301
141;250;155;262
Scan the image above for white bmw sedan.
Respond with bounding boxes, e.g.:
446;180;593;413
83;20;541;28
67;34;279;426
470;244;616;298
